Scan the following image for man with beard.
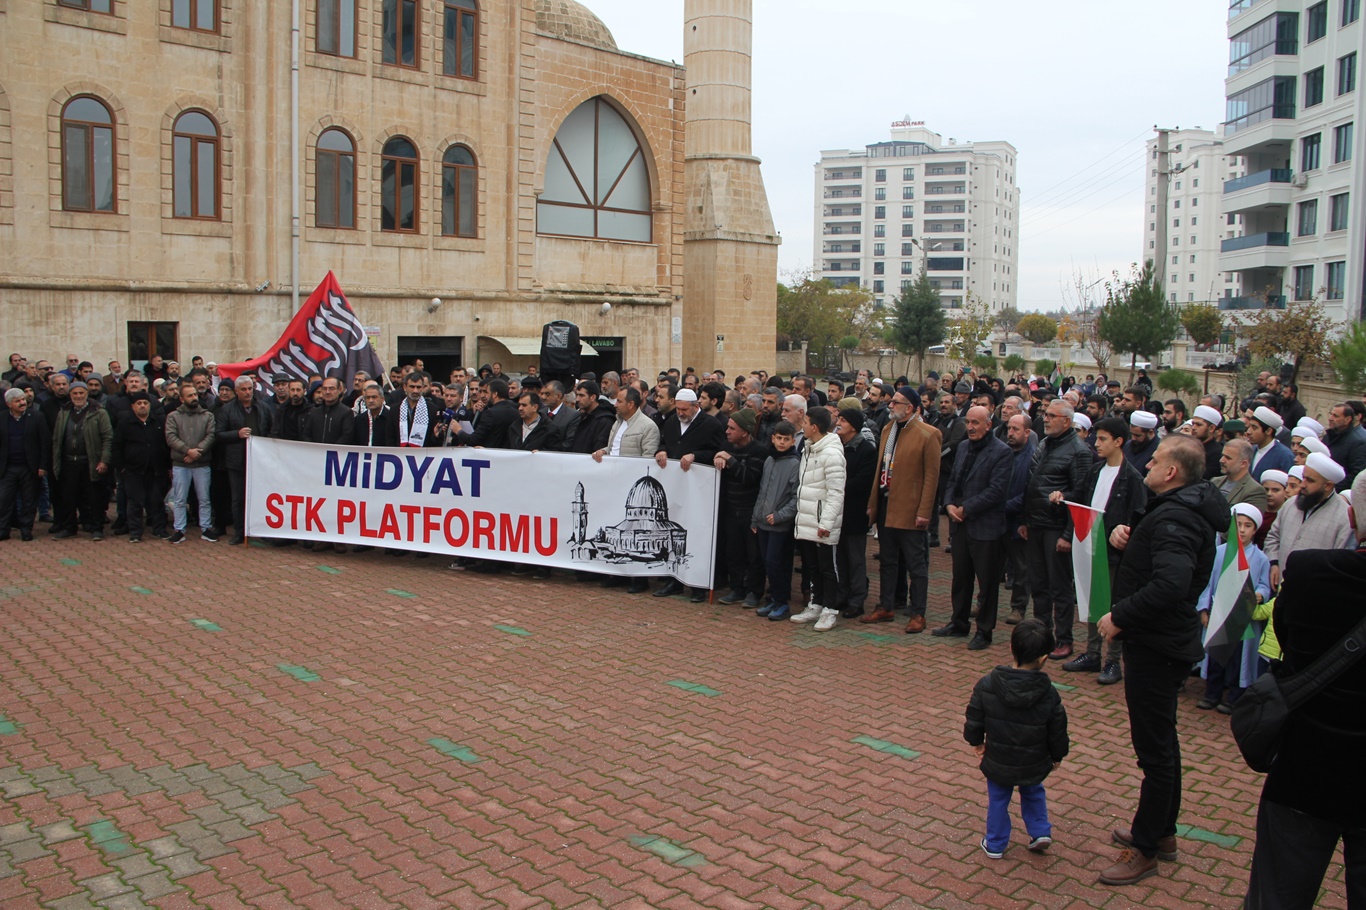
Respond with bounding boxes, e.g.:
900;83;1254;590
448;379;516;449
831;408;876;619
567;380;614;456
303;378;355;445
931;392;967;549
756;387;784;444
393;371;444;448
1125;410;1160;475
1001;414;1036;626
110;391;170;542
653;388;725;601
712;408;768;607
50;383;113;540
1093;435;1229;886
1161;399;1186;437
271;379;310;442
1264;453;1357;590
1188;404;1224;480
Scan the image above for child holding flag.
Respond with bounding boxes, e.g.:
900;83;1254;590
1196;503;1271;714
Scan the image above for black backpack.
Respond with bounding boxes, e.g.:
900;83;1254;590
1231;614;1366;772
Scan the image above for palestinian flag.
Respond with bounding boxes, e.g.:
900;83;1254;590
1205;515;1258;664
1066;502;1110;623
1049;363;1063;388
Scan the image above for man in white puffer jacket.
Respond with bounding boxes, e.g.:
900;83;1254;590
791;407;848;631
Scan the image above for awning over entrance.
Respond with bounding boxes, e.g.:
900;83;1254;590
483;336;597;357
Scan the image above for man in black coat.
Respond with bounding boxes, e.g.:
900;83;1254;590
653;388;725;599
303;378;355;446
1095;435;1229;886
833;407;877;619
1001;414;1036;626
449;378;516;449
215;376;275;544
394;371;446;448
711;407;768;606
1021;400;1093;659
0;389;51;541
353;383;399;447
1061;417;1149;685
271;379;310;442
505;391;564;452
1244;492;1366;906
567;381;614;456
936;405;1013;649
110;391;170;542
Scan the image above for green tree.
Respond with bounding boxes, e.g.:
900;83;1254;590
1016;313;1060;346
973;353;998;374
1033;358;1057;379
1329;320;1366;395
949;294;994;362
775;272;875;358
1180;304;1225;348
1157;369;1201;398
1097;261;1181;372
839;335;860;371
996;306;1023;343
888;270;947;380
1244;297;1337;383
1002;353;1027;374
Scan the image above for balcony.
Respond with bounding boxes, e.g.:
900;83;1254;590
1219;295;1287;310
1221;231;1290;252
1228;0;1266;20
1223;168;1294;214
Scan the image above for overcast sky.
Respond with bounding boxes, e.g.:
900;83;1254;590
583;0;1230;312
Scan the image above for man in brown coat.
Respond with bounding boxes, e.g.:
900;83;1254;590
865;387;942;632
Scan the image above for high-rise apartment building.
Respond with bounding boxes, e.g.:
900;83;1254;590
813;123;1019;312
1143;128;1245;305
1221;0;1365;320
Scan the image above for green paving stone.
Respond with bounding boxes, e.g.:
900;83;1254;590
249;539;271;548
316;566;342;575
1052;681;1077;692
84;820;132;855
189;619;221;632
492;624;532;637
130;586;154;595
858;632;900;644
428;738;482;763
276;664;321;683
629;835;707;868
1175;823;1242;849
386;589;417;599
59;558;81;567
852;735;921;760
0;716;19;735
665;680;721;697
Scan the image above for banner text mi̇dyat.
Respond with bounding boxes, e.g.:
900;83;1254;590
245;438;719;588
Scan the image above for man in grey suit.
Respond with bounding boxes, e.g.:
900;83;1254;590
934;405;1013;650
592;387;660;461
543;380;579;450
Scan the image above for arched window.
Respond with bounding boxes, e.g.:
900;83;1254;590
443;0;477;79
173;111;220;220
538;97;651;242
381;137;418;232
61;96;116;213
441;145;477;237
316;128;356;229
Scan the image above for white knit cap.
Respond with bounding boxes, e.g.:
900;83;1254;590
1232;502;1264;528
1293;417;1325;438
1288;465;1305;481
1194;405;1223;426
674;389;698;403
1072;413;1092;431
1305;452;1347;485
1252;406;1284;431
1300;437;1330;457
1130;410;1159;429
1260;469;1289;487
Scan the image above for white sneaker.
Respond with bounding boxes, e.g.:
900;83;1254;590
813;607;839;632
790;603;823;623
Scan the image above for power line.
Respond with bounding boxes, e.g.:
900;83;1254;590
1020;149;1148;224
1022;180;1145;241
1022;127;1153;203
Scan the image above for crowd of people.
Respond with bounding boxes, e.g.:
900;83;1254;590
3;350;1364;901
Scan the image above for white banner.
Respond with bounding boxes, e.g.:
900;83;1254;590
245;438;719;587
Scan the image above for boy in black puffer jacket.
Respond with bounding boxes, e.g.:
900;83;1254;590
964;619;1070;859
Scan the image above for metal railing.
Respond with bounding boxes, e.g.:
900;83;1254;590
1223;168;1293;193
1220;231;1290;252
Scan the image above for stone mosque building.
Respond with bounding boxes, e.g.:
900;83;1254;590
0;0;778;380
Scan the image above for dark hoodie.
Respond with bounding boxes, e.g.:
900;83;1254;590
1111;480;1230;662
964;666;1069;787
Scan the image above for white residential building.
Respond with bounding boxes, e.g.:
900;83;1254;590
813;123;1020;313
1143;128;1245;305
1220;0;1366;321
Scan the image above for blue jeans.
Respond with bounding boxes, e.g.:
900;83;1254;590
170;465;213;531
985;779;1050;853
756;528;794;606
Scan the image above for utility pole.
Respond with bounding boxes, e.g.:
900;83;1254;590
1152;127;1171;274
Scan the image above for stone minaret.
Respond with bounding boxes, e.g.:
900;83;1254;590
682;0;780;377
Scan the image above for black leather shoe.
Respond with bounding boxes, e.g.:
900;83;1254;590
626;579;650;594
654;579;685;597
718;589;745;605
967;632;992;651
689;588;707;603
52;529;77;539
931;624;969;637
1097;661;1123;685
1062;653;1102;672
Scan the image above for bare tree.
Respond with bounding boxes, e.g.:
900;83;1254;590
1060;267;1113;373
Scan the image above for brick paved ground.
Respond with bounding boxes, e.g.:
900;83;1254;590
0;529;1351;909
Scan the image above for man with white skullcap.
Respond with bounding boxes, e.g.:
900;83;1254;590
1189;405;1225;480
1264;452;1357;590
1126;410;1160;475
1247;405;1294;482
1291;417;1324;441
1297;436;1330;464
652;385;725;600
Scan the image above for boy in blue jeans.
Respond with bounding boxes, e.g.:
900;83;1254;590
964;618;1070;858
